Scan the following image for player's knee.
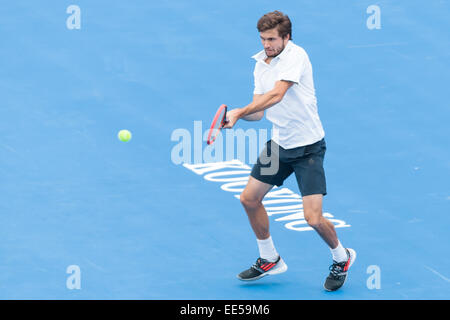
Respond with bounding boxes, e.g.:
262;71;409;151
306;216;322;229
304;210;323;228
240;192;262;209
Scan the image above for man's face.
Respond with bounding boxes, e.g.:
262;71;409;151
259;28;289;58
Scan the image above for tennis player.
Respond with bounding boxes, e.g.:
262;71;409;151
223;11;356;291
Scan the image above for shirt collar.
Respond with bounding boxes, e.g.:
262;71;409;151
252;40;294;62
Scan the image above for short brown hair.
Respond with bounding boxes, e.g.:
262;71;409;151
257;11;292;40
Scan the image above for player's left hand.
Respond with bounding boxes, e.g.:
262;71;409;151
222;108;242;129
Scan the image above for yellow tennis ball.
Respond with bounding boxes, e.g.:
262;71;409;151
118;129;132;142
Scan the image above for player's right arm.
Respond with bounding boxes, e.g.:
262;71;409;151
241;94;264;121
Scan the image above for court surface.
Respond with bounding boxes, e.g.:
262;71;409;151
0;0;449;299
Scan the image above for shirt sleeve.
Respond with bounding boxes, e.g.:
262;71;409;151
253;64;265;95
275;50;307;84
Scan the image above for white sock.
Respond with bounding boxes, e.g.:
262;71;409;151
257;236;279;262
330;240;347;262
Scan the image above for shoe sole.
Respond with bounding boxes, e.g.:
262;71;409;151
324;248;357;292
237;258;288;281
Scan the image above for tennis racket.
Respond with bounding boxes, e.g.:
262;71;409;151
206;104;227;145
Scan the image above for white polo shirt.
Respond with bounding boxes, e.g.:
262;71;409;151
252;40;325;149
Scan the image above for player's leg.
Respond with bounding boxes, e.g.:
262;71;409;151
302;194;356;291
293;138;341;249
237;141;291;281
293;138;356;290
302;194;338;248
237;176;288;281
239;176;273;240
242;140;292;241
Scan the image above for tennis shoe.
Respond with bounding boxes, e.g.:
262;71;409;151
324;248;356;291
237;256;287;281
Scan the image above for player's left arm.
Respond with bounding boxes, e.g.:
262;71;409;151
223;80;293;128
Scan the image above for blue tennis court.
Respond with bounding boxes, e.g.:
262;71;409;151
0;0;449;299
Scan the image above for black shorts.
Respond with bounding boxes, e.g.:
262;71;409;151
250;138;327;197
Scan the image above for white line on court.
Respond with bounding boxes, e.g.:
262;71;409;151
424;266;450;283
